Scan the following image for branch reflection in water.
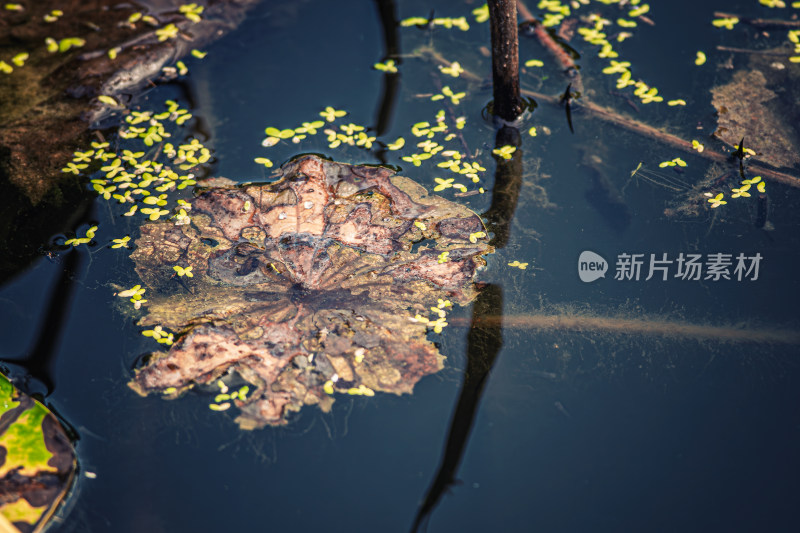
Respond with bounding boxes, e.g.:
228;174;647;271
412;124;523;531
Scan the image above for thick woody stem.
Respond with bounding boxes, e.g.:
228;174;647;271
488;0;524;122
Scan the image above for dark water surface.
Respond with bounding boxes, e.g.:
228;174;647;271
2;1;800;532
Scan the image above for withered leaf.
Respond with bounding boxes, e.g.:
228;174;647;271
129;155;493;428
711;70;800;170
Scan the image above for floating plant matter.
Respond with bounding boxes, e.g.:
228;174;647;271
0;374;75;533
711;69;800;170
129;155;492;428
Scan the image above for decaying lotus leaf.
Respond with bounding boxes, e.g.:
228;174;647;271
129;155;493;429
0;374;76;533
711;70;800;170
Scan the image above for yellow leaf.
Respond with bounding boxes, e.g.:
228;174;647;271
98;95;119;106
11;52;28;66
695;51;707;65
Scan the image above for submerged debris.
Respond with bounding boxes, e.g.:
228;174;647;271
711;70;800;170
129;155;492;428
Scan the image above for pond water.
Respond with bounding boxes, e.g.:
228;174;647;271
2;1;800;532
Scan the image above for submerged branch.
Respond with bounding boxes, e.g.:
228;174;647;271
450;314;800;344
521;89;800;188
517;0;582;91
429;74;474;157
415;46;800;189
716;45;797;57
713;11;800;29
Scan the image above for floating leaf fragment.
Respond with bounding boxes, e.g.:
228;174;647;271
712;17;739;29
658;157;687;168
264;127;295;139
387;137;405;150
469;231;486;243
320;106;347;122
602;60;630;74
731;185;751;198
402;152;432;166
440;61;464;77
373;59;398;73
173;265;194;277
97;95;120;106
111;236;131;249
179;2;204;22
11;52;28;67
155;23;179;41
43;9;62;22
695;51;707;65
433;177;454;191
63;225;98;247
707;193;726;208
492;145;516;160
473;3;489;23
400;16;429;26
58;37;86;52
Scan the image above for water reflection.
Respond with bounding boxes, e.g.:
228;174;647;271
413;124;523;530
12;249;83;396
411;283;503;533
372;0;401;140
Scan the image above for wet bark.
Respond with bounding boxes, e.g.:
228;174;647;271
488;0;524;122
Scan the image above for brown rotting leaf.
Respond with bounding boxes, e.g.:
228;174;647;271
129;155;493;429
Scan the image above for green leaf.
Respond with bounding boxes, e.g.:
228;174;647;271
0;406;53;477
